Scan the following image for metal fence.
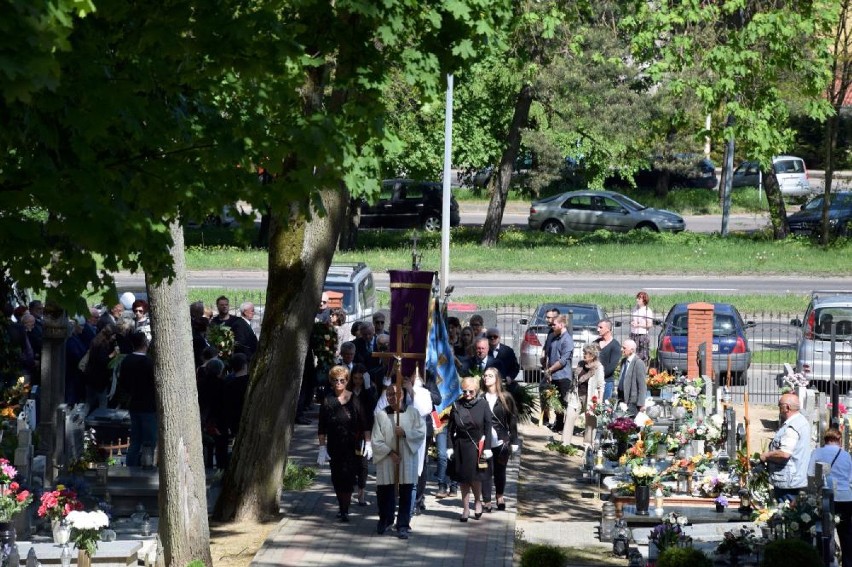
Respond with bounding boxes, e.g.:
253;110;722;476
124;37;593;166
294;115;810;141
205;293;851;406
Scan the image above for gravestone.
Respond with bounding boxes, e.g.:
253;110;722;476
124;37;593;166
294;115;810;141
36;312;69;486
63;404;87;467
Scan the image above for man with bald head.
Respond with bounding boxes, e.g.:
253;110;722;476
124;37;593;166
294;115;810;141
760;393;812;502
617;339;646;415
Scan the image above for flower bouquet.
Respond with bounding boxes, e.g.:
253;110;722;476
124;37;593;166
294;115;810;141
0;460;32;522
696;471;732;498
541;385;564;414
778;494;819;538
646;369;675;390
649;513;685;554
715;527;757;557
206;324;235;362
631;465;658;486
608;416;638;441
68;510;110;557
715;495;729;512
38;485;84;522
780;369;808;393
311;322;338;369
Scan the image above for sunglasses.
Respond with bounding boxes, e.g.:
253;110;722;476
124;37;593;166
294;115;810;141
133;309;145;313
462;389;476;395
487;335;499;339
332;379;347;384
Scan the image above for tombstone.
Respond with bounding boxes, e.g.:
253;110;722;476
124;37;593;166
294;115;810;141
724;406;737;458
36;311;69;486
63;404;87;467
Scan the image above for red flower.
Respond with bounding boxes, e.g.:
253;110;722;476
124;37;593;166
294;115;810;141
9;482;19;492
16;490;29;502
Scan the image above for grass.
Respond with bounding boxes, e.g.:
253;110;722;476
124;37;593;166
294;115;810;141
183;226;852;276
544;441;582;456
282;461;316;491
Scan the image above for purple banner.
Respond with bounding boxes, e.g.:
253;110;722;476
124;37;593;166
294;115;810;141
388;270;434;377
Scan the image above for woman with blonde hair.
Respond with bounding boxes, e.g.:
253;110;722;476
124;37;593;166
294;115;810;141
577;343;605;448
447;376;492;521
480;368;519;512
317;365;372;523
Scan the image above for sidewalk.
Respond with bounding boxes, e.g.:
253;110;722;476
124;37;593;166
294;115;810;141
252;405;518;567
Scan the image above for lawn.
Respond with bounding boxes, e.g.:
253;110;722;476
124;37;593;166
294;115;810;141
184;225;852;276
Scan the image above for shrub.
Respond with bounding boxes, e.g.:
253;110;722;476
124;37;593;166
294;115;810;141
520;544;567;567
761;538;821;567
282;461;317;491
656;547;713;567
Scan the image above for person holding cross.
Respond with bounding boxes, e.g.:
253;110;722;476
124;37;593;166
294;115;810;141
372;382;426;539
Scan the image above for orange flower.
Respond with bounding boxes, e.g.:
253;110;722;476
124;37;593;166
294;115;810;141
649;368;658;376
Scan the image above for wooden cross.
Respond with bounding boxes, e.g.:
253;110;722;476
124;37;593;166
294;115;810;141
372;324;426;493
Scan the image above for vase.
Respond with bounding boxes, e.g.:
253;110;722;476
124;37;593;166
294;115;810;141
691;439;705;455
616;438;628;458
52;519;71;546
0;521;15;552
634;484;650;516
715;503;725;513
78;550;92;567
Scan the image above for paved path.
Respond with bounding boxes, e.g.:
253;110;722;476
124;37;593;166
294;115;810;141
252;406;519;567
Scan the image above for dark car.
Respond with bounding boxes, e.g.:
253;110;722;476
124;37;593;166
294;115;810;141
632;154;718;190
657;303;755;380
787;192;852;237
359;179;460;232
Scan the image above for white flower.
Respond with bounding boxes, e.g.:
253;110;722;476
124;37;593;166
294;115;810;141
800;513;811;523
790;521;799;531
67;510;110;531
618;402;628;412
810;525;817;535
677;515;688;525
710;414;724;428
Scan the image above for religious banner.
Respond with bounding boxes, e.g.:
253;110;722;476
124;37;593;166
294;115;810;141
426;297;461;415
388;270;434;377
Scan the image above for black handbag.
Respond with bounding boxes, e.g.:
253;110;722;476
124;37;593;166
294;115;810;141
496;443;512;466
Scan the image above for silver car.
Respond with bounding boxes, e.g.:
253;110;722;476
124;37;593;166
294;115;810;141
732;155;811;198
528;190;685;234
792;291;852;383
519;302;616;382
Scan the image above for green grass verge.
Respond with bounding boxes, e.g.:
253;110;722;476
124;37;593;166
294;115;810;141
184;226;852;276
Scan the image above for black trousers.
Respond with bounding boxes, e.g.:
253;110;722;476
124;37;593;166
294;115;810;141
838;500;852;567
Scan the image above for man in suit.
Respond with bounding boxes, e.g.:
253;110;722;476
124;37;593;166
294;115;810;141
353;322;375;366
485;327;520;383
461;337;505;377
230;302;259;360
617;339;647;415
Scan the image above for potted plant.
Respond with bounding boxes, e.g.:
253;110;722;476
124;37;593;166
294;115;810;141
38;485;84;545
67;510;110;567
0;459;32;545
714;495;729;513
608;416;638;458
630;464;658;516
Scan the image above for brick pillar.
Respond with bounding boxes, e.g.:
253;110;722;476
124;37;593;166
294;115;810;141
687;303;714;378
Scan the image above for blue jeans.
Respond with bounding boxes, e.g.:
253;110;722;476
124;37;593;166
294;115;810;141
127;412;158;467
603;381;615;402
434;429;457;490
377;484;413;530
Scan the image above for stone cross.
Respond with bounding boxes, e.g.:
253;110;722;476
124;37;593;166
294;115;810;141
36;311;69;486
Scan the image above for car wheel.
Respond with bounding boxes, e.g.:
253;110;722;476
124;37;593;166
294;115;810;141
635;222;659;232
422;215;441;232
541;220;564;234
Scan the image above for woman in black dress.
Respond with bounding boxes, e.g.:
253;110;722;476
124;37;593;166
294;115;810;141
481;368;518;512
448;376;493;522
348;363;377;507
317;365;372;522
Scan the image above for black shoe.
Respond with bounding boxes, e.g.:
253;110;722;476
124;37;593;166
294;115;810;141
376;521;387;535
339;512;349;523
459;515;468;522
473;512;482;520
483;504;493;513
497;502;506;511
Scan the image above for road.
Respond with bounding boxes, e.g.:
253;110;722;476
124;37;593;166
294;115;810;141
113;270;852;296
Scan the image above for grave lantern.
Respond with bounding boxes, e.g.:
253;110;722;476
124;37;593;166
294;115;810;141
738;488;752;517
600;501;616;542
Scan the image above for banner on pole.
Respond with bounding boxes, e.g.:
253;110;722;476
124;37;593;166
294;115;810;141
426;297;461;414
388;270;434;376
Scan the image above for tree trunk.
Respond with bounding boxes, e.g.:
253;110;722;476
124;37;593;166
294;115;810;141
213;187;348;521
654;170;670;198
481;84;533;247
822;112;839;245
146;221;211;566
338;198;360;251
763;171;789;240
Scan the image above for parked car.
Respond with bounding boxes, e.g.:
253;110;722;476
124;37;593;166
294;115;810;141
528;190;685;234
791;291;852;384
358;179;460;232
465;151;535;188
519;302;617;382
323;262;376;323
632;154;718;190
787;192;852;237
731;155;811;198
657;303;754;380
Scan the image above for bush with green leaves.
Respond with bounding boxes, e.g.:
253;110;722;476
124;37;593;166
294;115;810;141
761;538;821;567
520;543;567;567
657;547;713;567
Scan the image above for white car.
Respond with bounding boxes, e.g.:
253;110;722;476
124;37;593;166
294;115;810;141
732;155;811;198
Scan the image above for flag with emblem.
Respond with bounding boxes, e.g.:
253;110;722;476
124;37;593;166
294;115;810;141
426;297;461;415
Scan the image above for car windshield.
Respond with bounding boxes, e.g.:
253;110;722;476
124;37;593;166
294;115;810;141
668;313;737;337
614;194;646;211
803;197;824;211
773;159;805;174
813;307;852;339
532;305;600;329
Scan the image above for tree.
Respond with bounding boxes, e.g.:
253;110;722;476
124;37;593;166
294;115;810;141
822;0;852;244
213;0;513;521
625;0;837;238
